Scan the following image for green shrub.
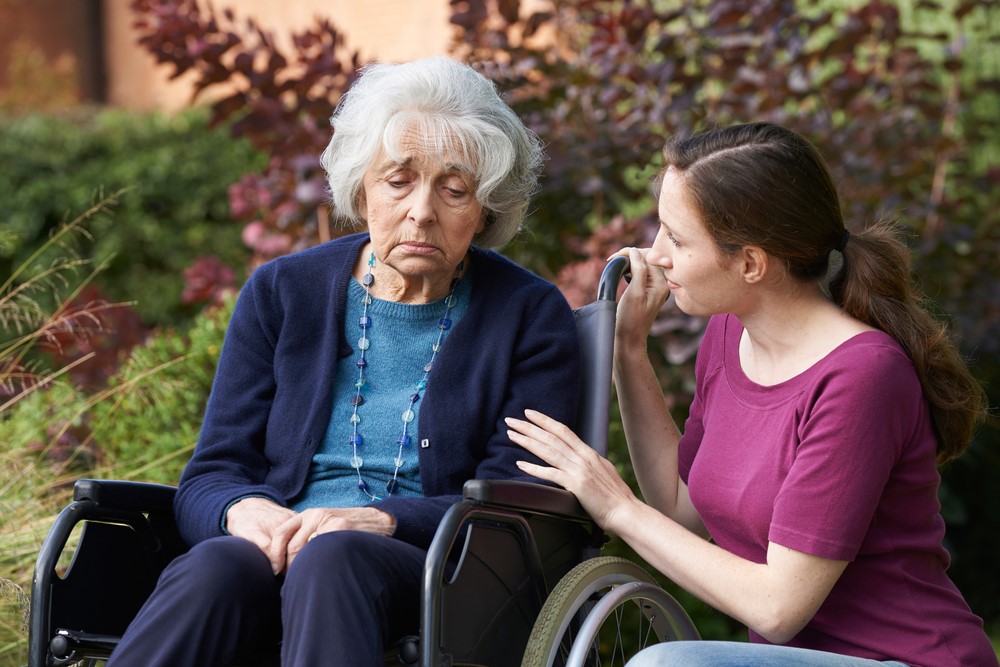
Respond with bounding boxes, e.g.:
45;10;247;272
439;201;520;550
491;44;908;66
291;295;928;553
0;108;263;326
0;293;233;665
89;293;235;484
4;293;235;486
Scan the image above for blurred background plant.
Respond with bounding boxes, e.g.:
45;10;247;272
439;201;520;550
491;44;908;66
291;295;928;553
0;197;234;664
1;0;998;662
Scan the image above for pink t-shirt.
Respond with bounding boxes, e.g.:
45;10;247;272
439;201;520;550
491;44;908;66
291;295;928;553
678;315;996;667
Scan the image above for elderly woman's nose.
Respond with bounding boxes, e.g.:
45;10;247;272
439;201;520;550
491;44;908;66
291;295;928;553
406;185;437;224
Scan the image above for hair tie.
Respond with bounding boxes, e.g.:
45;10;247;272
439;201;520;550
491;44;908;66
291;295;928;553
836;229;851;252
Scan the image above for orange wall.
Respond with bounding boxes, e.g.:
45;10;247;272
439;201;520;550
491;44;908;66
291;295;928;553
104;0;453;111
0;0;453;112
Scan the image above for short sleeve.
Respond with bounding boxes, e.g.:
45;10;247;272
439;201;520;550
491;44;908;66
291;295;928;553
768;344;923;560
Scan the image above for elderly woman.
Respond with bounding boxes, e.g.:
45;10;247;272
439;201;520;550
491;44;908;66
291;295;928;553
105;56;581;666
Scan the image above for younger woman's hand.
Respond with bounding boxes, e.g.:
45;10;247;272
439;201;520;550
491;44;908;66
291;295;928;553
506;410;638;532
611;247;670;349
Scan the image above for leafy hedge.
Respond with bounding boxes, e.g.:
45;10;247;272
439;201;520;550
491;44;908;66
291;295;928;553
3;293;234;487
0;108;263;327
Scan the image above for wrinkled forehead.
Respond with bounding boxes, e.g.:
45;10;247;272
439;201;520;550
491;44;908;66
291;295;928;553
380;112;478;175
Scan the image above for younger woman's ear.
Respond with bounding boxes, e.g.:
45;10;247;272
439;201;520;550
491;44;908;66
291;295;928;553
740;246;769;284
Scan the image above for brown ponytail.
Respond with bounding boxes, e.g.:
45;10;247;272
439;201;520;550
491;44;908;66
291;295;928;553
663;123;988;465
829;221;988;465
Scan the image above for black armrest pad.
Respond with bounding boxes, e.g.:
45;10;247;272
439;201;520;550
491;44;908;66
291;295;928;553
463;479;590;522
73;479;177;512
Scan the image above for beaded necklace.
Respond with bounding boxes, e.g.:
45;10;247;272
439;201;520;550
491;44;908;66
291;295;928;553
349;252;463;501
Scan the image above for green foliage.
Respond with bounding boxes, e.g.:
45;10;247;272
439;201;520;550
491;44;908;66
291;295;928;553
90;294;234;483
4;294;235;487
0;108;263;326
1;193;125;413
0;293;233;665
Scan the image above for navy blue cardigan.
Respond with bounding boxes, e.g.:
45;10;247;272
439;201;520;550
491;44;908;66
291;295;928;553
175;233;582;550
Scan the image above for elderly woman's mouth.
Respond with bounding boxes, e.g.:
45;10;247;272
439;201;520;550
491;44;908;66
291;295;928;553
398;241;438;254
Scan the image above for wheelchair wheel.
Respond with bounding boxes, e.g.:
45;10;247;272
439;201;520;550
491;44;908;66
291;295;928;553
521;556;699;667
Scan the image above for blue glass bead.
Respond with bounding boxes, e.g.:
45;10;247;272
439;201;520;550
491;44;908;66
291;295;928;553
416;380;427;391
351;395;365;406
368;253;376;267
410;393;421;403
356;358;368;369
358;479;369;492
396;435;411;447
438;318;452;330
362;273;374;286
349;433;363;446
386;479;399;495
359;315;371;328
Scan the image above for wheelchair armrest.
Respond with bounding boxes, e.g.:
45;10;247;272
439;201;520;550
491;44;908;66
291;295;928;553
463;479;590;522
73;478;177;512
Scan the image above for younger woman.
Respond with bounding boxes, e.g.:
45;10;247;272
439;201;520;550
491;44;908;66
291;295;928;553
507;122;996;666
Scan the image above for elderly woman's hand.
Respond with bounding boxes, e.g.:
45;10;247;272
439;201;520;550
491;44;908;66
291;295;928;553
283;507;398;569
225;497;299;574
506;410;640;533
611;247;670;351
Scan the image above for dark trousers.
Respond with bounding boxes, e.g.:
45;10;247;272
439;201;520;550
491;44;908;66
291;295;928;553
105;531;426;667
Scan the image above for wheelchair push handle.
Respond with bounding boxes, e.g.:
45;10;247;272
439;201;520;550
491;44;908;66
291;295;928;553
596;255;630;302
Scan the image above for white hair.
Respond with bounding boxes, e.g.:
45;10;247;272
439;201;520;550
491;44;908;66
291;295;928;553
320;56;544;248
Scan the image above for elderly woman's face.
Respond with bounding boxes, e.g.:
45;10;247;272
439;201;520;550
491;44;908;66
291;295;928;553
361;128;484;298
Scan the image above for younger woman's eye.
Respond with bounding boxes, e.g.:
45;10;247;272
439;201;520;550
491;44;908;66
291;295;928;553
667;232;680;247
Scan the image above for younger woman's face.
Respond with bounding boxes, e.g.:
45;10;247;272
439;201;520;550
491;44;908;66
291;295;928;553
648;168;747;317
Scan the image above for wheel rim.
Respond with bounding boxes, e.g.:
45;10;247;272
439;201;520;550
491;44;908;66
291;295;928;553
564;581;699;667
520;557;699;667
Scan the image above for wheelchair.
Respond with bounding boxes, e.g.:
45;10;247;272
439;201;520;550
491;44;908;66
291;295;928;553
27;256;700;667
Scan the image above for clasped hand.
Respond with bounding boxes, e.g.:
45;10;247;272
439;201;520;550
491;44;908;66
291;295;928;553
225;497;396;574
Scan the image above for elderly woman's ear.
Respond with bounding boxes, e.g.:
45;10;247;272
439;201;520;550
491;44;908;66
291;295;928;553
355;189;367;221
